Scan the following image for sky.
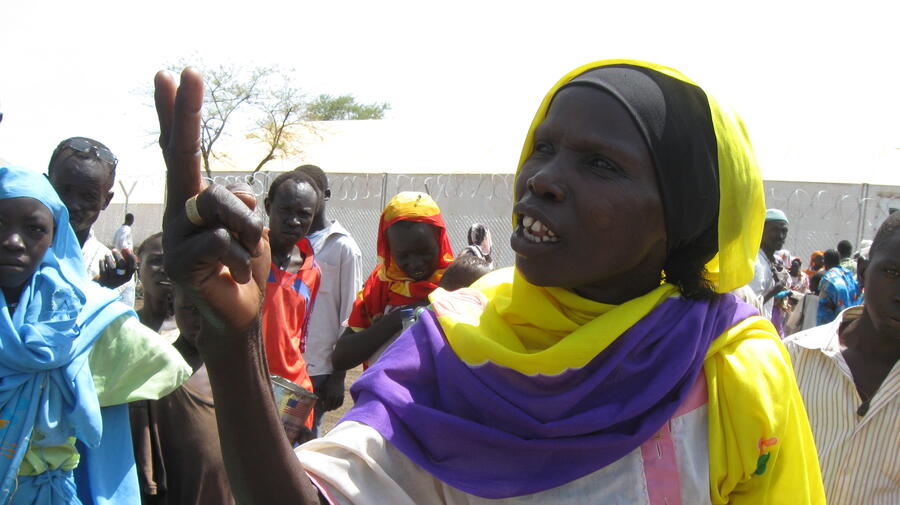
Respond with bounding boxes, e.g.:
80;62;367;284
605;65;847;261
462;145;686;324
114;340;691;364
2;0;899;196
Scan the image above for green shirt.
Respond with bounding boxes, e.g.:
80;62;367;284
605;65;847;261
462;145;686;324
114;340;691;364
18;314;190;475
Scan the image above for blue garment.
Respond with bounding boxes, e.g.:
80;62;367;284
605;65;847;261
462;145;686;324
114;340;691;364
9;469;78;505
73;405;140;505
0;167;130;504
816;266;859;325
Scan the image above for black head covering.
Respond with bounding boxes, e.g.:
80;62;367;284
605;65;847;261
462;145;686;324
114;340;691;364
557;65;720;267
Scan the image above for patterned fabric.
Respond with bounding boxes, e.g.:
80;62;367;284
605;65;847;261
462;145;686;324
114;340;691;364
817;267;859;325
791;271;810;294
346;192;453;330
786;306;900;505
262;238;319;405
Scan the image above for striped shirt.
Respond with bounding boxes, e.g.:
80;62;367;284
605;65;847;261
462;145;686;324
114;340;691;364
785;306;900;505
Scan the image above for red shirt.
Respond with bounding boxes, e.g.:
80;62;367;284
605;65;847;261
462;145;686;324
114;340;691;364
262;238;320;400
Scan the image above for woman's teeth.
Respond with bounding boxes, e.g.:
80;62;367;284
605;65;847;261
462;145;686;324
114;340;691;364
521;215;559;243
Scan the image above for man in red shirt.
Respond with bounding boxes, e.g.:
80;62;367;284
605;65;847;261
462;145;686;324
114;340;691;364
262;170;322;428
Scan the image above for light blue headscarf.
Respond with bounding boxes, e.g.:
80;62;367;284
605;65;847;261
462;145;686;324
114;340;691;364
0;167;129;502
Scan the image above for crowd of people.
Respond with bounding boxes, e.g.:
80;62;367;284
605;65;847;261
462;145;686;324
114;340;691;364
744;210;873;337
1;59;897;505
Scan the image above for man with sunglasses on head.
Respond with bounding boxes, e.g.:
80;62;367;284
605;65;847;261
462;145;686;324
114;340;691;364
48;137;137;306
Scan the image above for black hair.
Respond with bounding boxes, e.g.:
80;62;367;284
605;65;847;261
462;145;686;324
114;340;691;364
662;245;718;301
124;213;134;224
266;169;324;211
810;270;824;294
837;240;853;258
136;232;163;258
47;137;117;187
869;211;900;259
824;249;840;269
440;255;492;291
295;164;329;194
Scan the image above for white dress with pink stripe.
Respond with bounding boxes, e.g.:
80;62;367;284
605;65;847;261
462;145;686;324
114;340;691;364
296;377;712;505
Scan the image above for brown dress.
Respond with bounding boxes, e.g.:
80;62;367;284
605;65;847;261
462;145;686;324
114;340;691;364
131;366;235;505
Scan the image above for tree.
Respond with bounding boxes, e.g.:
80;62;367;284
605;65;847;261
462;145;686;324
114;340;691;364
247;84;317;174
195;65;273;176
154;62;389;175
305;94;390;120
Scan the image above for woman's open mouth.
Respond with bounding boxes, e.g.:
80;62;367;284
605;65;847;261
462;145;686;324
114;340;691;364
519;214;560;244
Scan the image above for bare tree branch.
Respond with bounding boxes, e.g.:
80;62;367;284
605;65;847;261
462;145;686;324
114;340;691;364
152;60;388;177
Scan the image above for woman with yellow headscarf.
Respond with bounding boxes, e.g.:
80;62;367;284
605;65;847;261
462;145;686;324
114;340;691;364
155;61;825;505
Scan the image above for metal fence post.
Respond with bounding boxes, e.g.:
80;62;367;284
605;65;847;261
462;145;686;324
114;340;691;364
380;173;388;211
856;183;869;249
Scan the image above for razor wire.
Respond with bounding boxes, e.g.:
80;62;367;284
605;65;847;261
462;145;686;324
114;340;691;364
103;172;899;279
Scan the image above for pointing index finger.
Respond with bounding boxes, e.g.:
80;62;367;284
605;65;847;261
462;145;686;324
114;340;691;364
158;67;205;219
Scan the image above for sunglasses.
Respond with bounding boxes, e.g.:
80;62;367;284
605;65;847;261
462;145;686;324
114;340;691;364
58;138;118;167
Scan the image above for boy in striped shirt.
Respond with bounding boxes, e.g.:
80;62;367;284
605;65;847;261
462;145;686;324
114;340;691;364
785;211;900;505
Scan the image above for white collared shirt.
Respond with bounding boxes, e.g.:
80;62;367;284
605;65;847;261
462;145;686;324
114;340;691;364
303;220;362;376
748;248;775;319
785;306;900;505
113;224;133;250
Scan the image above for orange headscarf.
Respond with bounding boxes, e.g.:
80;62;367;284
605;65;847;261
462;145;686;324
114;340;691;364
804;250;824;278
347;192;454;330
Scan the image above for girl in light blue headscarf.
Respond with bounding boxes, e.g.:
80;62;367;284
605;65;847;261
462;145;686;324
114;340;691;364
0;166;190;505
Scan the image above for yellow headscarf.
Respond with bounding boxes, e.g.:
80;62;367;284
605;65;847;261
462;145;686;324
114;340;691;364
515;59;764;293
432;60;824;503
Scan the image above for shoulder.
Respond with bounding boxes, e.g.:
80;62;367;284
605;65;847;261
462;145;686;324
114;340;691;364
707;315;795;397
329;226;361;255
783;322;834;368
97;313;177;354
783;323;833;352
90;313;191;404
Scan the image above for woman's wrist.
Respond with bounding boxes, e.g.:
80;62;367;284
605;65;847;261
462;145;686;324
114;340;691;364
198;316;264;365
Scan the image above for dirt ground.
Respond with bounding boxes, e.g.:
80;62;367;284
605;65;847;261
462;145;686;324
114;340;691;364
320;366;364;434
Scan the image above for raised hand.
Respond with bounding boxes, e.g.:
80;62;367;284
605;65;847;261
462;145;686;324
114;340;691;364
154;68;270;338
155;68;319;505
98;248;137;289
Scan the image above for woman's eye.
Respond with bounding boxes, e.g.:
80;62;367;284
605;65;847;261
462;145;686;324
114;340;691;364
533;140;554;155
588;156;618;173
884;268;900;278
28;225;48;234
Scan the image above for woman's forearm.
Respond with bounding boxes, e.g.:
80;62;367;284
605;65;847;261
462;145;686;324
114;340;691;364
200;320;321;505
331;313;402;371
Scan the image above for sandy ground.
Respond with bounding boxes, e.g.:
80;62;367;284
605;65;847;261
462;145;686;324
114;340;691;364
320;366;364;434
